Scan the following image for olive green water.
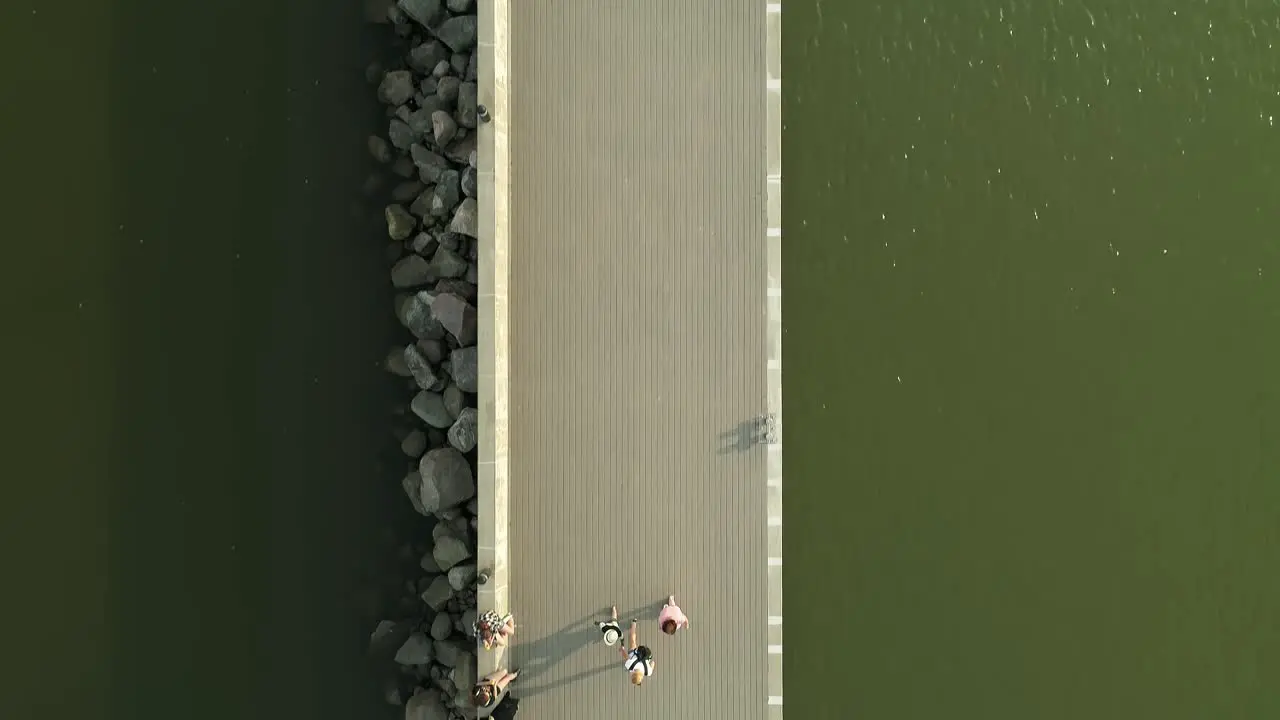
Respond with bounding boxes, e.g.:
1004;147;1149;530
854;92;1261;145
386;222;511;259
785;2;1279;717
2;2;406;719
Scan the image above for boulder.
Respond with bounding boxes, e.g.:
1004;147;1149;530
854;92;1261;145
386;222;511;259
460;165;477;198
420;575;453;610
368;134;393;163
411;144;451;182
401;429;428;457
442;384;465;419
432;533;471;571
431;170;462;217
428;246;468;279
404;344;440;390
401;291;446;340
449;347;479;393
433;639;466;668
408;39;449;73
431;110;458;147
447;563;476;591
435;76;461;104
434;15;478;52
378;70;416;106
397;0;443;28
430;612;453;641
369;619;414;657
401;472;428;515
456;82;478;128
395;631;435;666
404;688;449;720
417;447;476;513
448;197;478;238
391;254;433;288
385;204;417;240
447;408;477;453
386;347;413;377
450;650;477;695
430;293;477;346
410;391;453;429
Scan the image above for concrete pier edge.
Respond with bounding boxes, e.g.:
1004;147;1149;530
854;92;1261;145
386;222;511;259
766;2;784;716
475;0;511;688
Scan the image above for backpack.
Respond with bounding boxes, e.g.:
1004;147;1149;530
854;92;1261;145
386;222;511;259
632;645;653;662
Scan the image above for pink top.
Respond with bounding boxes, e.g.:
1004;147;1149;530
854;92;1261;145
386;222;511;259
658;603;690;629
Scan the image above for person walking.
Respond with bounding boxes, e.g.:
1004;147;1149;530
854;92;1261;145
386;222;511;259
619;618;655;686
471;668;519;711
658;595;691;635
597;605;623;646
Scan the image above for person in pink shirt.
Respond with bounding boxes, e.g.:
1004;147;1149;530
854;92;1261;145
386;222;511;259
658;595;690;635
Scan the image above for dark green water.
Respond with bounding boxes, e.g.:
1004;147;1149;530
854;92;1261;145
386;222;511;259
785;1;1280;717
2;2;407;718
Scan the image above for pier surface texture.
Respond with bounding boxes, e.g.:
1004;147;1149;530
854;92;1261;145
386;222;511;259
474;1;783;718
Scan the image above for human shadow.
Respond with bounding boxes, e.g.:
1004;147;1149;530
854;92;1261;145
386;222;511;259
510;601;668;684
512;663;615;698
717;414;776;455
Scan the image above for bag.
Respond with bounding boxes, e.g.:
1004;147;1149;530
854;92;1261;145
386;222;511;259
632;645;653;662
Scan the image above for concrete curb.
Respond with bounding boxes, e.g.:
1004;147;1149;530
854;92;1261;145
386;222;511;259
766;2;784;717
475;0;511;686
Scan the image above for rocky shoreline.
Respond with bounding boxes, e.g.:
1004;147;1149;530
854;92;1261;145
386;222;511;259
364;1;484;719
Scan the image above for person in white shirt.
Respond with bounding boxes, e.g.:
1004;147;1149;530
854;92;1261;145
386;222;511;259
618;617;655;685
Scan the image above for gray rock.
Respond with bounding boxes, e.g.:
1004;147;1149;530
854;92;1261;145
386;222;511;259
466;49;478;81
447;408;477;453
411;144;451;183
401;472;428;515
411;391;454;429
392;180;426;203
442;384;465;419
369;619;414;657
443;133;476;166
428;246;468;279
449;347;479;393
448;197;478;237
401;429;428;457
385;204;417;240
401;292;446;340
434;278;476;302
446;0;473;11
404;688;449;720
419;338;446;365
408;38;449;73
406;107;436;139
460;609;477;637
460;165;477;198
430;293;477;345
418;447;476;513
395;632;434;665
431;110;458;147
432;534;471;572
421;575;453;611
378;70;416;106
435;76;461;105
450;650;477;696
386;347;413;377
391;253;433;287
465;497;478;516
388;118;417;150
420;551;441;574
391;155;417;178
418;76;438;96
433;639;466;668
447;564;476;591
409;188;435;219
434;15;478;52
404;344;440;390
449;52;469;76
397;0;442;28
368;135;393;163
430;612;453;641
411;231;438;257
430;60;451;80
455;82;478;128
431;171;462;217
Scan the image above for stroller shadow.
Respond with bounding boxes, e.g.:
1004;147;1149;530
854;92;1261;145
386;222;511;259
510;600;668;687
718;414;776;455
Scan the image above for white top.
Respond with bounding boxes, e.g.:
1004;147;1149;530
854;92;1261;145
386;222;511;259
623;650;654;676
